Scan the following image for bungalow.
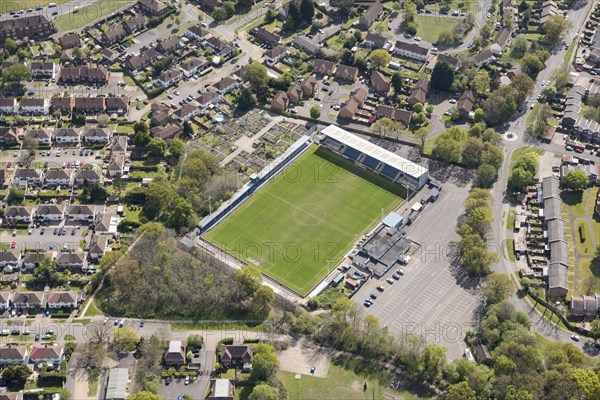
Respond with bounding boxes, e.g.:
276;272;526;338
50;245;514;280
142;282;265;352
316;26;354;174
12;292;44;310
408;78;429;106
150;125;181;143
21;252;46;271
375;105;412;126
74;97;106;115
394;40;430;62
0;250;21;269
56;251;85;270
164;340;186;366
292;36;319;54
13;168;42;187
473;50;494;67
58;33;81;50
43;169;72;188
173;103;199;123
29;345;63;366
363;32;388;49
106;97;129;115
50;97;73;114
67;205;96;223
437;54;460;70
359;1;383;29
46;292;79;309
209;379;235;400
25;129;53;145
36;204;65;221
75;166;103;187
4;206;33;224
180;57;210;78
157;68;183;88
270;92;289;112
138;0;169;16
107;153;126;177
54;128;80;144
313;59;336;76
493;27;512;54
457;90;476;119
212;76;239;94
220;345;253;371
0;98;17;114
334;64;358;81
101;24;127;45
265;45;288;64
0;346;27;366
0;127;20;146
29;62;58;80
253;27;281;46
124;14;147;33
370;70;390;93
83;128;111;143
156;36;180;55
20;98;49;115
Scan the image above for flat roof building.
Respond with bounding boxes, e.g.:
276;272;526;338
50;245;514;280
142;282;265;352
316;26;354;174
105;368;128;400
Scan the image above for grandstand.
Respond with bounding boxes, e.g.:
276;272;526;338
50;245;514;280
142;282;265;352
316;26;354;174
320;125;429;190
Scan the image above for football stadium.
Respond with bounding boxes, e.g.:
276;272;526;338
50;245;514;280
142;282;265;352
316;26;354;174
203;125;428;296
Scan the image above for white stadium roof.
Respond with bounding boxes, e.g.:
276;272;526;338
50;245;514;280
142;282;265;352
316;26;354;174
321;125;428;180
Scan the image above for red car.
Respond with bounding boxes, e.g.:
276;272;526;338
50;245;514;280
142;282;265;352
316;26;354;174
575;147;584;153
576;67;582;72
10;242;16;249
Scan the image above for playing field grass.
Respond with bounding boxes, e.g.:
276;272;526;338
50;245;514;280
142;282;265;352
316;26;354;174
54;0;133;32
205;146;406;296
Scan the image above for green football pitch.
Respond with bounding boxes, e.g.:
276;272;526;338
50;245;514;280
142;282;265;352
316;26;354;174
204;146;407;296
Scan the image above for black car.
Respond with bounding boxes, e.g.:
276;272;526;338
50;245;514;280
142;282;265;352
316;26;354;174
53;228;58;235
370;293;377;300
165;377;172;385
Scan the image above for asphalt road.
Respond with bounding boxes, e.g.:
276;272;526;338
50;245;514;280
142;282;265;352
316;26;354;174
0;0;99;21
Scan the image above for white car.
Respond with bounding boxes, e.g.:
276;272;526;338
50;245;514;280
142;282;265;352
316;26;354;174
571;334;580;341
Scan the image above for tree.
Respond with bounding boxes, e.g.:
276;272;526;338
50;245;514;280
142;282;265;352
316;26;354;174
72;47;83;62
473;108;486;123
543;15;570;45
252;285;275;312
412;102;424;113
447;382;476;400
570;368;600;400
244;62;270;93
330;0;353;17
419;344;446;382
127;392;162;400
144;177;176;219
2;64;31;86
494;355;517;376
510;36;529;59
133;122;150;146
472;71;491;95
300;0;315;23
437;29;456;45
148;138;166;157
236;88;256;111
508;167;533;190
520;54;543;78
461;138;484;167
482;273;513;304
187;334;204;348
431;61;454;91
168;138;185;158
250;344;279;382
590;317;600;343
164;197;196;232
3;38;18;55
97;114;110;128
564;170;589;191
112;328;139;354
391;73;403;93
249;384;278;400
369;49;391;70
235;265;262;294
212;6;228;20
310;105;321;119
7;187;24;205
2;364;30;386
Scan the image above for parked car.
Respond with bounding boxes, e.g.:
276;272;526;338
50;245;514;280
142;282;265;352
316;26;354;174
571;334;580;341
377;285;385;292
386;278;394;284
370;293;377;300
363;300;372;307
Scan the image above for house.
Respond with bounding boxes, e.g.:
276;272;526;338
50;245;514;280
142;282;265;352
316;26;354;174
375;105;412;126
157;68;183;88
209;379;235;400
292;36;319;54
75;166;103;187
74;97;106;114
270;92;289;112
363;32;388;49
335;64;358;81
101;48;119;64
151;103;170;126
205;36;229;52
46;292;79;309
180;57;210;78
408;78;429;106
313;59;336;76
394;40;430;62
164;340;186;366
124;14;147;33
0;127;20;146
212;76;239;94
108;153;126;177
29;345;63;366
186;25;211;42
359;1;383;28
111;136;128;153
30;62;58;80
4;206;33;224
50;97;73;114
59;67;109;85
0;15;55;42
149;126;180;143
0;292;11;310
253;27;281;46
0;250;21;269
173;104;198;123
0;98;17;114
0;346;27;366
123;48;159;71
61;49;74;64
370;70;390;93
570;293;600;317
457;90;476;118
13;168;42;187
67;205;96;223
83;128;111;143
265;46;288;64
156;36;180;55
138;0;169;16
472;342;492;365
54;128;80;144
106;97;129;115
58;33;81;49
473;50;494;67
540;0;558;25
25;129;53;145
437;54;460;70
56;251;85;270
21;252;46;271
286;83;304;105
36;204;65;221
12;292;44;310
338;87;368;120
101;24;127;45
493;27;512;53
196;92;221;111
300;76;318;97
199;0;223;12
220;345;253;371
19;98;49;115
43;169;72;188
0;169;7;188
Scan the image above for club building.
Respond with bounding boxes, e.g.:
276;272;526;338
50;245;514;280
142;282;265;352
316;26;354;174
319;125;429;190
